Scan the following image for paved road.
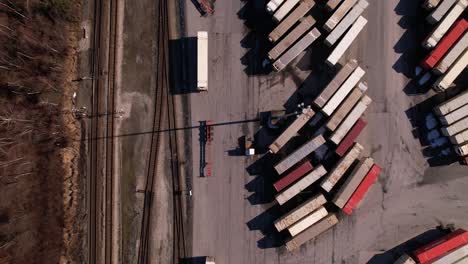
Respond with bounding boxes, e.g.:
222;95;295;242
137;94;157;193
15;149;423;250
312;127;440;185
182;0;468;263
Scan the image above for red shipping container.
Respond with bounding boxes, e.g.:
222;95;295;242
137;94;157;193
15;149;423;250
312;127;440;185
342;164;381;215
421;19;468;69
462;156;468;165
413;229;468;263
336;118;367;157
273;161;313;192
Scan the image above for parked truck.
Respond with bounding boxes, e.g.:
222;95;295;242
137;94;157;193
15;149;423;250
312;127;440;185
287;206;328;236
422;0;441;10
268;0;316;42
326;82;367;131
274;194;327;232
441;116;468;136
273;0;301;22
336;118;367;156
326;0;343;11
439;104;468;125
434;90;468;116
413;229;468;263
266;0;286;14
434;32;468;75
273;27;321;71
269;107;315;154
421;19;468;69
197;31;208;91
274;161;314;192
450;129;468;145
427;0;457;24
433;48;468;92
326;16;368;66
274;135;326;174
275;166;327;205
324;0;358;32
322;68;366;116
268;16;316;61
423;0;468;49
285;214;339;251
325;0;369;47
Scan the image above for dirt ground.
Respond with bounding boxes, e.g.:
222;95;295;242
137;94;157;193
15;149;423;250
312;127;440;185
0;1;83;263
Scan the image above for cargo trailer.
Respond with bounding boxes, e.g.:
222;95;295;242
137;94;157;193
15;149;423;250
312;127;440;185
455;143;468;156
326;0;343;11
287;206;328;236
442;116;468;136
433;48;468;92
326;83;367;131
427;0;457;24
273;0;301;22
197;31;208;91
342;164;381;215
413;229;468;264
267;0;287;14
285;214;339;251
434;32;468;75
450;129;468;145
274;161;314;192
394;254;417;264
336;118;367;156
423;0;441;10
324;0;359;32
434;90;468;116
431;244;468;264
274;194;327;232
438;103;468;125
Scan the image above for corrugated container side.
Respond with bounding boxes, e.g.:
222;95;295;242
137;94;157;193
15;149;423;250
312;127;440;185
434;32;468;75
439;104;468;125
431;244;468;264
454;256;468;263
342;164;382;215
274;194;327;232
413;229;468;263
288;206;328;236
324;0;359;32
434;90;468;116
336;118;367;156
427;0;457;24
273;0;301;22
269;0;316;42
285;214;339;251
274;161;314;192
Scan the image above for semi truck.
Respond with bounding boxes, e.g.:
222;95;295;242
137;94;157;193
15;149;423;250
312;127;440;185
330;95;372;145
274;194;327;232
326;83;367;131
450;129;468;145
273;27;321;71
285;214;339;251
275;165;327;205
268;16;316;61
423;0;468;49
325;0;369;47
434;32;468;75
266;0;286;14
322;67;366;116
342;163;381;215
326;0;343;11
320;142;363;192
273;0;301;22
197;31;208;91
433;48;468;92
326;16;368;66
421;19;468;69
274;135;326;175
434;90;468;116
324;0;358;32
314;60;359;108
268;0;316;42
336;118;367;156
273;161;314;192
427;0;457;24
441;116;468;136
455;143;468;156
269;107;315;154
332;157;374;208
422;0;441;10
287;206;328;236
413;229;468;263
439;104;468;125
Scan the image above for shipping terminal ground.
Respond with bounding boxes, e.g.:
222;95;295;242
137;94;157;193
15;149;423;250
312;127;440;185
26;0;468;263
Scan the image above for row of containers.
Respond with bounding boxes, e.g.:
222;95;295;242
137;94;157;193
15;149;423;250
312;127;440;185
249;0;383;252
414;0;468;164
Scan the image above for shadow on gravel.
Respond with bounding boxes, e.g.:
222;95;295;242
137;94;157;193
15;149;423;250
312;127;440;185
368;226;452;264
169;37;199;94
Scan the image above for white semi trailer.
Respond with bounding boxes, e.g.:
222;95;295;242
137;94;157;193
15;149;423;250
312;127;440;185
433;48;468;92
197;31;208;91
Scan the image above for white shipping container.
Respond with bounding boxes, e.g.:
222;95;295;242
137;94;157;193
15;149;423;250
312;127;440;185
326;82;367;131
274;194;327;232
424;0;468;48
320;143;363;192
286;214;339;252
431;244;468;264
450;129;468;144
288;207;328;236
434;90;468;116
273;0;301;22
324;0;359;32
433;48;468;92
442;116;468;136
197;31;208;91
433;32;468;75
455;143;468;156
268;0;316;42
325;0;369;46
326;0;343;11
267;0;286;13
322;67;366;116
394;254;417;264
439;104;468;126
455;256;468;264
275;166;327;205
326;16;368;66
427;0;457;24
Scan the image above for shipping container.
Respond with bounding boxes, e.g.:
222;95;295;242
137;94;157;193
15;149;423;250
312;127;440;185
325;0;369;46
269;107;315;154
326;16;368;66
394;254;417;264
423;0;441;10
413;229;468;264
320;142;363;192
442;116;468;136
273;27;321;71
274;161;314;192
274;135;326;175
273;0;301;22
342;164;381;215
434;90;468;116
314;60;359;108
274;194;327;232
330;95;372;145
322;67;366;116
285;214;339;251
197;31;208;91
450;129;468;145
455;143;468;156
324;0;359;32
333;157;374;208
439;104;468;125
433;48;468;92
336;118;367;156
267;0;287;14
431;244;468;264
326;0;343;11
427;0;457;24
326;83;367;131
276;166;327;205
268;0;316;42
424;0;468;49
268;16;316;61
288;206;328;236
421;19;468;69
434;32;468;75
455;256;468;263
